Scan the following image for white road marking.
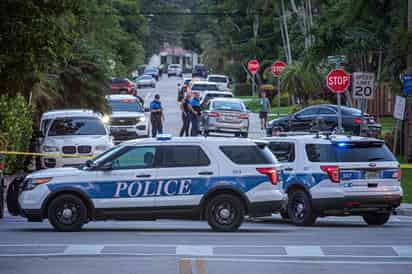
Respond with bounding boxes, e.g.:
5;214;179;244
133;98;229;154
176;245;213;256
393;246;412;257
64;245;104;255
285;246;324;257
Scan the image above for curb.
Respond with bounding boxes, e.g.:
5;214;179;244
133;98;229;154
396;204;412;216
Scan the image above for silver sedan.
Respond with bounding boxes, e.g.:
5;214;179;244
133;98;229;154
201;98;249;138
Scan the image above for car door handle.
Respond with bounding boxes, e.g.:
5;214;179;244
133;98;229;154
136;174;151;178
284;167;294;171
198;171;213;175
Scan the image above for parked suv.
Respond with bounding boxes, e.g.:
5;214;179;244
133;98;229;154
207;74;230;91
38;109;113;169
10;136;285;232
264;134;402;226
167;64;183;77
267;104;381;137
192;64;208;78
202;98;249;137
105;95;149;142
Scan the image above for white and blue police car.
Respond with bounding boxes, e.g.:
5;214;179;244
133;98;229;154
10;136;285;232
264;134;403;226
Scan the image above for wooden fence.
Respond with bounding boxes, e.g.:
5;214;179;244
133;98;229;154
366;83;396;117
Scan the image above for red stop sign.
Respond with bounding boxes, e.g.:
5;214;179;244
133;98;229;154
247;60;260;75
271;61;286;77
326;69;350;94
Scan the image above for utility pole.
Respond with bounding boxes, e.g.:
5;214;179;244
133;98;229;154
404;0;412;161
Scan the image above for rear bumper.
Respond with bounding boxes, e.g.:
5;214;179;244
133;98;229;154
312;194;402;215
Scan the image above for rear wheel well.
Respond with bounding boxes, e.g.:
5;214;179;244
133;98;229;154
286;184;312;199
200;189;248;220
43;191;94;219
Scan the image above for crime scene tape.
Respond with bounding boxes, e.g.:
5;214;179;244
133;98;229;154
0;151;94;159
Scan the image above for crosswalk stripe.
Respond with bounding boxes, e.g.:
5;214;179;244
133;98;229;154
285;246;324;257
64;245;104;255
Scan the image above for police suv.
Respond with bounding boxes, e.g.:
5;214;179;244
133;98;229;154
10;136;284;232
264;134;402;226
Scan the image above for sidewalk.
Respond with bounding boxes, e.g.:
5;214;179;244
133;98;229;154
396;203;412;216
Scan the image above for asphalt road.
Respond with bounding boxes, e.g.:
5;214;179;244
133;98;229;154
1;77;412;274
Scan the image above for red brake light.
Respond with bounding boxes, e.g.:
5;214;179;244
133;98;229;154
239;113;249;119
256;167;278;185
208;112;220;118
320;165;340;183
393;168;402;181
353;118;363;124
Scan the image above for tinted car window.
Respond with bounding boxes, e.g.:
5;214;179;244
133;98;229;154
318;108;335;115
306;143;396;162
112;147;156;170
208;77;227;83
48;117;106;136
297;108;318;116
341;106;362;116
160;146;210;168
220;145;276;165
191;84;218;91
109;99;143;112
212;101;244;111
268;142;295;163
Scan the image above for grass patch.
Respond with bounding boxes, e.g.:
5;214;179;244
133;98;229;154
241;98;291;116
379;116;395;135
401;169;411;203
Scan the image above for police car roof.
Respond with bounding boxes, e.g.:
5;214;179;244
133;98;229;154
122;136;256;146
41;109;99;120
264;134;382;144
106;94;137;101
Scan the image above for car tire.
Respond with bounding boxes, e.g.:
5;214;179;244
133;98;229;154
206;194;245;232
288;190;317;226
47;194;87;232
241;132;248;138
362;213;390;226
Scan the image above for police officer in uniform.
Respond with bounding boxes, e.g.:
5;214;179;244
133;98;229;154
190;92;201;136
150;94;164;137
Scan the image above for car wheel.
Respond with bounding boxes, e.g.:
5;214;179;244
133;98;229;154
288;190;317;226
362;213;390;226
47;194;87;232
241;132;248;138
206;194;245;232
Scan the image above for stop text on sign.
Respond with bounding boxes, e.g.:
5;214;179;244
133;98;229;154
271;61;286;77
247;59;260;75
326;69;350;94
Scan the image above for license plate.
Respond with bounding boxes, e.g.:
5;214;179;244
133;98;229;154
112;127;134;132
365;170;379;179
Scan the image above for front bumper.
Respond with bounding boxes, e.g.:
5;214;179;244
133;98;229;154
110;124;148;142
41;152;104;169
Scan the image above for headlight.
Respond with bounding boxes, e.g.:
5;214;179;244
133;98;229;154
43;146;59;152
24;178;52;191
139;116;145;122
102;115;110;124
95;145;109;151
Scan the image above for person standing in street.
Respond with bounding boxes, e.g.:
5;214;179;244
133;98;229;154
180;92;192;136
150;94;164;137
259;91;271;130
190;91;202;136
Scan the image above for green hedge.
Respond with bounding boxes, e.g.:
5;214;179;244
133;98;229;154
234;83;252;96
0;95;33;173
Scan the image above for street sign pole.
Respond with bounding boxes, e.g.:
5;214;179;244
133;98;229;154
337;92;343;133
277;78;281;117
271;61;287;117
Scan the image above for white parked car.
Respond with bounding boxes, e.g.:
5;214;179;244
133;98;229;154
167;64;182;77
136;75;156;88
200;90;234;108
207;74;230;91
12;136;285;232
104;95;149;143
190;81;220;98
38;109;113;169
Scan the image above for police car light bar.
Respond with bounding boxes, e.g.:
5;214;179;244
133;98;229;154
157;134;172;141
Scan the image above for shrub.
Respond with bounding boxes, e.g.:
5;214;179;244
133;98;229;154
234;82;252;96
0;95;33;173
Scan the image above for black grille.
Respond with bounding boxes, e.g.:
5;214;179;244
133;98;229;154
110;117;138;126
62;146;76;154
78;145;92;154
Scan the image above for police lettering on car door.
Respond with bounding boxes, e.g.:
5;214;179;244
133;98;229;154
114;179;191;197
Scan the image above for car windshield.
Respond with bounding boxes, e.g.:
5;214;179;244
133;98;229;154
109;99;143;112
191;84;218;91
48;117;106;136
212;101;244;112
139;75;152;80
208;77;227;83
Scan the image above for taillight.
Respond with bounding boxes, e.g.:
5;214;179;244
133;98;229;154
353;118;363;124
320;165;340;183
239;114;249;119
256;167;278;185
393;168;402;181
208;112;220;118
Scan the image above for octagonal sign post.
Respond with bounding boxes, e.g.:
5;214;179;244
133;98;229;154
326;69;350;133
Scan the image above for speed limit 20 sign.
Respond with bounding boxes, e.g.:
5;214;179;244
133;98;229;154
353;72;375;99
